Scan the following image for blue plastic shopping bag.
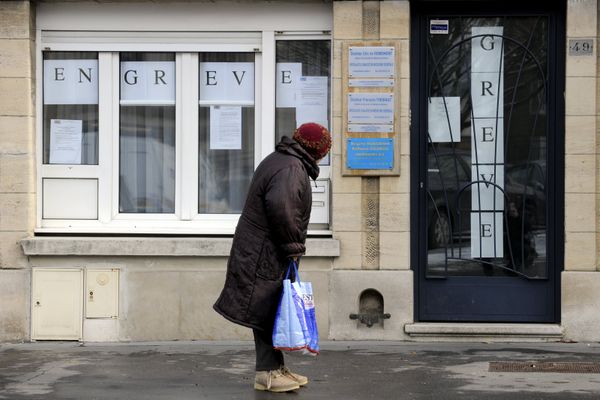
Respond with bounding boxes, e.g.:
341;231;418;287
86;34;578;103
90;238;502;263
272;277;306;351
295;279;319;354
298;280;319;354
272;260;319;354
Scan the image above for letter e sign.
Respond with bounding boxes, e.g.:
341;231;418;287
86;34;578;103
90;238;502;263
199;62;255;105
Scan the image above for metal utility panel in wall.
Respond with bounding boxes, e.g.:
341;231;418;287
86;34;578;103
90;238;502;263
310;180;330;224
32;268;83;340
86;269;119;318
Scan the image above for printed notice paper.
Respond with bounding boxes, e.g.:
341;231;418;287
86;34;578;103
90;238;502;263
49;119;83;164
348;46;395;78
210;106;242;150
347;93;394;125
296;76;329;128
428;97;461;142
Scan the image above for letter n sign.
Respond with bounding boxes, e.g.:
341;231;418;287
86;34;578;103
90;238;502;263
43;59;99;105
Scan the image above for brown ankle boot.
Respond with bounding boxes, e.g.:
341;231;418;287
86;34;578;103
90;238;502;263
254;369;300;392
280;366;308;386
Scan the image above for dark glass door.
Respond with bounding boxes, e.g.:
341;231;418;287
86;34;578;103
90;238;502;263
412;2;564;322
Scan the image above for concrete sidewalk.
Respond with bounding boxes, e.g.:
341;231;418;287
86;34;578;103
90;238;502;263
1;341;600;399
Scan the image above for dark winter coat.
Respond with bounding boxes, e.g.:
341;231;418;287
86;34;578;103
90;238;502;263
213;136;319;331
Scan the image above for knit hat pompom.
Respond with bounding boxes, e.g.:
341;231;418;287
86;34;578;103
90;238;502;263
292;122;331;161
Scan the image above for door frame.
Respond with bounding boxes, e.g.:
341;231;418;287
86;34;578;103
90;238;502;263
409;0;565;323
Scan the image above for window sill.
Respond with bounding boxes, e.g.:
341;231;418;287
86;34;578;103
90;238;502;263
20;237;340;257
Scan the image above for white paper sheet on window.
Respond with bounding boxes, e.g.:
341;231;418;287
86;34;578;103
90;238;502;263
200;62;254;105
120;62;175;105
43;60;98;105
428;97;461;142
296;76;328;129
471;26;504;259
49;119;83;164
210;106;242;150
276;63;302;108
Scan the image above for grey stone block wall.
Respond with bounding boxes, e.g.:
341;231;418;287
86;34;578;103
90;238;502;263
0;0;35;342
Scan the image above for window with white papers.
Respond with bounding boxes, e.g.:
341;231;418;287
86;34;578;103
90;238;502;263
36;2;332;233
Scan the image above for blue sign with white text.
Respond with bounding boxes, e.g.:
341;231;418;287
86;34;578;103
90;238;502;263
347;138;394;170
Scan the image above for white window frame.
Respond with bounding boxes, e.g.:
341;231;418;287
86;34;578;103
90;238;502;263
35;3;333;235
274;32;333;181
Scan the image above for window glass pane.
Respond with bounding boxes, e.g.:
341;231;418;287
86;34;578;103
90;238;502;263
198;53;255;214
275;40;331;165
43;52;98;165
119;52;175;214
425;17;548;278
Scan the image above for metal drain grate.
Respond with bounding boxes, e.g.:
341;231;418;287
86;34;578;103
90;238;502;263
489;361;600;374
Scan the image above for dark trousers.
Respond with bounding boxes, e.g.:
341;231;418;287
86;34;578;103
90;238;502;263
253;328;284;371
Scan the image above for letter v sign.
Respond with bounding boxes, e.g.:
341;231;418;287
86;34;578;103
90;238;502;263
480;173;495;188
232;70;246;85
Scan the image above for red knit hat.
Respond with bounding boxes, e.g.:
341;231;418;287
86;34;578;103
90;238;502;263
292;122;331;161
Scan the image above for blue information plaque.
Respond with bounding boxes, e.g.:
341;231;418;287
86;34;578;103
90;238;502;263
347;138;394;170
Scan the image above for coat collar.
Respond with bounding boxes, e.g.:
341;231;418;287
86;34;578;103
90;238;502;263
276;136;320;180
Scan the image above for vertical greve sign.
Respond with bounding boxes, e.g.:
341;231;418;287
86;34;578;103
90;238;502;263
470;27;504;258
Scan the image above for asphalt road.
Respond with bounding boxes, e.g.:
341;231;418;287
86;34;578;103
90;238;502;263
1;341;600;399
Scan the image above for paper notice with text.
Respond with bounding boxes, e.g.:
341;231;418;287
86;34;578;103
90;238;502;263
210;106;242;150
296;76;328;129
49;119;83;164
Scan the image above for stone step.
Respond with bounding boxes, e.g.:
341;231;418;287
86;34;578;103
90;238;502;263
404;323;564;342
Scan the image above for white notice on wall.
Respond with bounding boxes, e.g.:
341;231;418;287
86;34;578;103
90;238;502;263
276;63;302;108
49;119;83;164
348;46;395;78
210;106;242;150
347;93;394;125
428;97;461;142
296;76;328;128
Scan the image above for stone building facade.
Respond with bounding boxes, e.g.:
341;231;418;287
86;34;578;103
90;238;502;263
1;0;600;342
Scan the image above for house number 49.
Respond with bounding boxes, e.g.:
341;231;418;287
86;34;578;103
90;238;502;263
569;39;594;56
